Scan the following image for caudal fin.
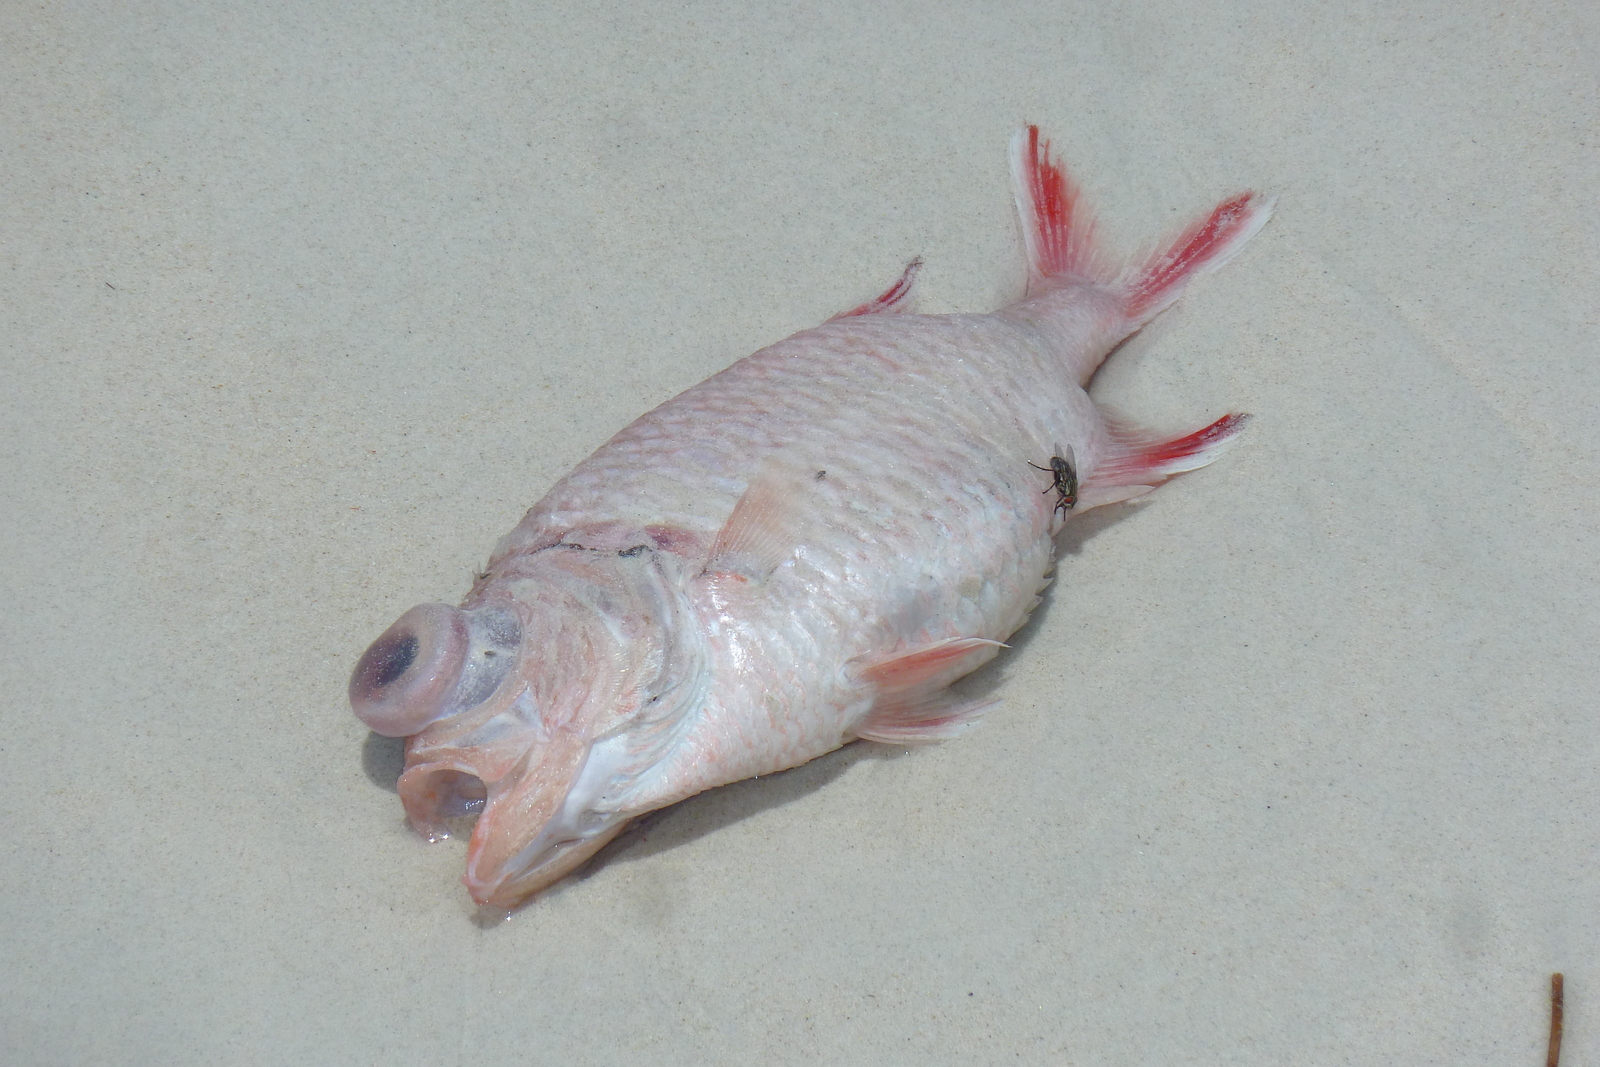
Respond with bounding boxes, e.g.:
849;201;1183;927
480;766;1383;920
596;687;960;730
1009;126;1115;294
1122;191;1274;326
1009;125;1272;325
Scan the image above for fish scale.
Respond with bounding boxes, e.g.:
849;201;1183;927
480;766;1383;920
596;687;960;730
530;318;1057;524
350;127;1272;907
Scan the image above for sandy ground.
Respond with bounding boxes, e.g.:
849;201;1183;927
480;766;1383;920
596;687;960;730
3;2;1597;1064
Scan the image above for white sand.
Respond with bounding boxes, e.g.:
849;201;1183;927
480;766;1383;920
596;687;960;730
3;2;1596;1063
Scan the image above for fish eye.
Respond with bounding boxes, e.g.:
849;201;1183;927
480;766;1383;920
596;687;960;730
350;604;471;737
364;631;420;689
350;603;523;737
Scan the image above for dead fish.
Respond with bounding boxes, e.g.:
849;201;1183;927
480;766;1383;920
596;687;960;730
350;127;1272;907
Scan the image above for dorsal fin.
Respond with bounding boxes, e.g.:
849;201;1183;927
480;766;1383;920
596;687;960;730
829;258;922;321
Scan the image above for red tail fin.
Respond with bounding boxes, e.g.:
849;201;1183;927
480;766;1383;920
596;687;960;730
1010;126;1271;322
1123;192;1274;325
1009;126;1113;293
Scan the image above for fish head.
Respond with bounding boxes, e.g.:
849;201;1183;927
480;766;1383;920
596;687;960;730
350;545;687;907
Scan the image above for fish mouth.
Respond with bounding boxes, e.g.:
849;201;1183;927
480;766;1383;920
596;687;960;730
399;732;634;908
463;818;631;907
395;759;488;839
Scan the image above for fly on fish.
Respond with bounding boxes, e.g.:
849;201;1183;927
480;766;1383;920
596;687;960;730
1030;448;1080;516
350;128;1272;907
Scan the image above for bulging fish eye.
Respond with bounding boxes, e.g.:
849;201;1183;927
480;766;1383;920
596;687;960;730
350;604;467;736
350;603;522;737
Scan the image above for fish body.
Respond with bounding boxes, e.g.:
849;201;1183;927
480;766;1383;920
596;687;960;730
350;128;1272;906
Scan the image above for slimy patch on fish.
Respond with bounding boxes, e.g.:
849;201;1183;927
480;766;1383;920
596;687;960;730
350;127;1273;908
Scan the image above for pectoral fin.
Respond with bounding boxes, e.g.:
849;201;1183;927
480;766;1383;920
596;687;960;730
850;636;1005;744
704;460;820;581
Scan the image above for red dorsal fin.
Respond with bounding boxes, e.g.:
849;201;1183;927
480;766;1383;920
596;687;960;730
829;258;922;321
850;637;1004;744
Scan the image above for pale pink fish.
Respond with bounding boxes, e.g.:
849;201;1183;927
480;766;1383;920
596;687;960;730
350;128;1272;907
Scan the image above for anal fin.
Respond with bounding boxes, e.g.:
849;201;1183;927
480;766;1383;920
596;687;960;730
1087;412;1250;490
850;637;1004;744
1074;484;1156;510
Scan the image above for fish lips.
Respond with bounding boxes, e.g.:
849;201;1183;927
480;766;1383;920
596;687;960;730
400;725;635;908
465;813;631;908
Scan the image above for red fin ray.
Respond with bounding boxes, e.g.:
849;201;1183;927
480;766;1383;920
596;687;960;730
830;258;922;321
1122;192;1275;325
1009;126;1113;292
1010;125;1272;326
1087;412;1251;489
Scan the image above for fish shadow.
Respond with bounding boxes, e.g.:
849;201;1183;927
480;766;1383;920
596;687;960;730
362;731;407;792
576;741;901;880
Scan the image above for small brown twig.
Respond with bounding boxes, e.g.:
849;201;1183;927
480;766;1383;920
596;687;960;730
1547;973;1564;1067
